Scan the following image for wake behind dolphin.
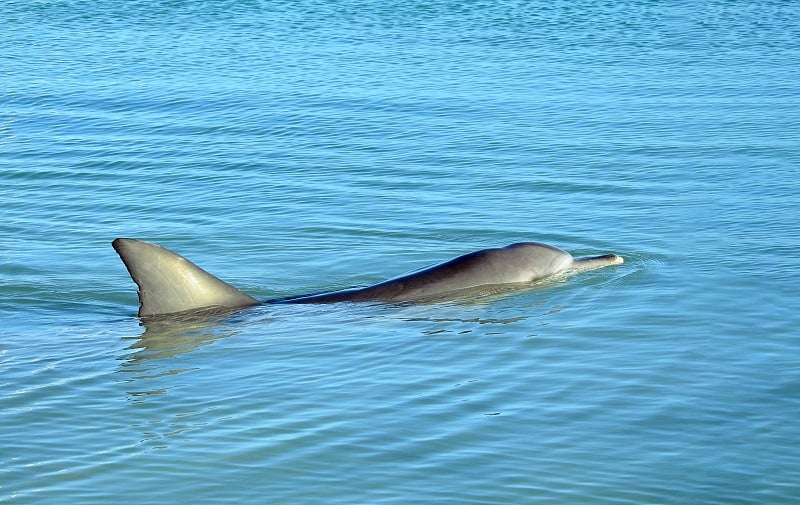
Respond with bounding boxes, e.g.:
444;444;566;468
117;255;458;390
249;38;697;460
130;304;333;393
112;238;623;318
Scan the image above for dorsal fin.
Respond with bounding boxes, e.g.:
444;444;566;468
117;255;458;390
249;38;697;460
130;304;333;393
112;238;260;317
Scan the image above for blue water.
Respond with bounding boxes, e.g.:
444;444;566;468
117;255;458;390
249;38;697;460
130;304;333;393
2;1;799;503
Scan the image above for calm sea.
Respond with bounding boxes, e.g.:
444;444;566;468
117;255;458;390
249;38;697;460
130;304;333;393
2;1;799;503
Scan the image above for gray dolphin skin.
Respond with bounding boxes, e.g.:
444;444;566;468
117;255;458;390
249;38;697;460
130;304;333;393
112;238;623;318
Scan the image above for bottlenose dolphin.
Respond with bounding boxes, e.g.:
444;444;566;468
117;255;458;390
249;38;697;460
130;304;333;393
112;238;623;318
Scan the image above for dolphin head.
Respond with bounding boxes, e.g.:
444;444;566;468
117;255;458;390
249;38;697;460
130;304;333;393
488;242;576;282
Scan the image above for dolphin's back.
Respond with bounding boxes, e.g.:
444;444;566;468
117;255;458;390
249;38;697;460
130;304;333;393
283;242;575;303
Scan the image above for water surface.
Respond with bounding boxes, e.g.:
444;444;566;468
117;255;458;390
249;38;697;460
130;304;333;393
2;1;799;503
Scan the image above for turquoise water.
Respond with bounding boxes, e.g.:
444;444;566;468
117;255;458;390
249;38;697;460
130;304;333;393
2;1;799;503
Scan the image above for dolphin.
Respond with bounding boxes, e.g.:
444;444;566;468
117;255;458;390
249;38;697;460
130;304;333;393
112;238;623;318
